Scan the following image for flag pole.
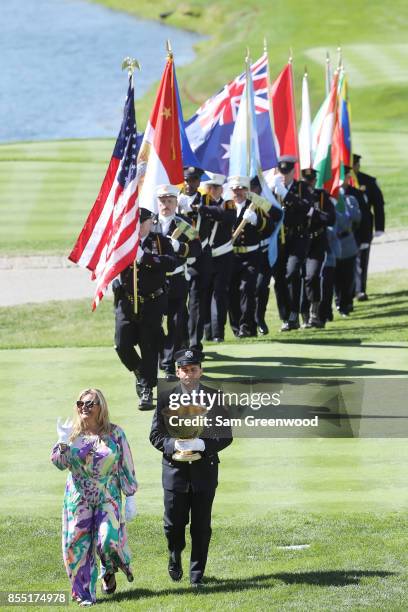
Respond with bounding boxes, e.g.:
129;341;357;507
264;38;278;166
325;51;331;96
245;47;251;177
122;56;141;313
288;48;300;178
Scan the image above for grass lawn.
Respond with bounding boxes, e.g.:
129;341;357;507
1;269;407;350
1;338;408;610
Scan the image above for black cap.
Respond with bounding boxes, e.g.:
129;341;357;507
344;165;352;174
250;176;262;191
174;348;203;366
302;168;317;180
353;154;361;164
139;207;155;223
277;156;297;174
183;166;203;180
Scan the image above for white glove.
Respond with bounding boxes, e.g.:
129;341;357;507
175;438;205;452
56;417;73;444
136;245;144;263
275;176;288;199
125;495;137;521
374;231;384;238
243;208;257;226
360;242;370;250
268;173;280;189
170;238;180;253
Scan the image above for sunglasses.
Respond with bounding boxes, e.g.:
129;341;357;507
76;400;99;409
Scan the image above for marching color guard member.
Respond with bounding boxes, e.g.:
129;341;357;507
112;208;179;410
154;184;201;381
150;349;232;588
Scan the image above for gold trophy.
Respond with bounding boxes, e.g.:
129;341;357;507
162;404;208;462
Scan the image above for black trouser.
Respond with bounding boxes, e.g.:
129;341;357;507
229;250;259;335
271;244;290;322
114;295;165;388
334;256;356;313
255;248;273;327
164;487;216;584
160;274;189;374
355;246;370;294
319;265;335;322
204;251;234;340
188;248;213;351
285;235;310;315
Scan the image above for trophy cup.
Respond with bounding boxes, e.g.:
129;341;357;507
162;404;208;462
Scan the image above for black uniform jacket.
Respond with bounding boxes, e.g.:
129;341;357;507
150;383;233;492
153;214;202;260
232;199;274;248
119;232;179;297
281;179;314;231
346;184;373;244
200;197;236;249
356;171;385;232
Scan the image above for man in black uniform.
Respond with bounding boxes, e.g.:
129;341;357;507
251;176;283;335
300;168;336;328
228;175;273;337
154;184;201;381
178;166;213;352
201;172;236;342
269;156;315;331
150;348;232;587
352;153;385;300
112;207;179;410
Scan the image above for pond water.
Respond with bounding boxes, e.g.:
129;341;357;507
0;0;202;142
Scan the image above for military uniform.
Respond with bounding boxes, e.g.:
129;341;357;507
300;170;336;327
154;213;201;378
334;190;361;315
113;215;179;408
149;349;232;586
178;168;214;351
203;192;236;341
229;182;273;337
254;200;283;335
353;154;385;299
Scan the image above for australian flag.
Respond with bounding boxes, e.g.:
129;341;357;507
185;55;278;175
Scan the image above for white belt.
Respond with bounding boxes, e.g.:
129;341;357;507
233;244;259;254
260;238;269;247
212;241;233;257
167;264;185;276
201;238;209;249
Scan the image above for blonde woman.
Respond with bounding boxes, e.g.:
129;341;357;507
51;389;137;607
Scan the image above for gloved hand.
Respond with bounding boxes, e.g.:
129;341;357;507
374;231;384;238
243;208;257;226
274;175;288;199
170;238;180;253
56;417;73;444
360;242;370;250
268;173;281;190
175;438;205;452
125;495;137;521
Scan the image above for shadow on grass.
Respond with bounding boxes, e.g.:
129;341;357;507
103;569;397;601
203;351;407;377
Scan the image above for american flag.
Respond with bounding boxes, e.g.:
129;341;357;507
185;55;277;175
69;78;142;309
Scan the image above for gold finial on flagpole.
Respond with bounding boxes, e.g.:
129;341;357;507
166;39;173;58
289;48;293;63
121;57;141;76
337;46;342;68
245;46;251;64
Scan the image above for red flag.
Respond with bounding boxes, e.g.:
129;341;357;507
68;79;141;309
271;62;300;177
137;55;184;212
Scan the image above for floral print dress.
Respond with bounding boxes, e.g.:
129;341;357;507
51;424;137;604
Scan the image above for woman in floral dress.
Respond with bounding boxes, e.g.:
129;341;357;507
51;388;138;607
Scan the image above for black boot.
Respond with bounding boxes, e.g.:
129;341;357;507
168;551;183;581
138;387;154;411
